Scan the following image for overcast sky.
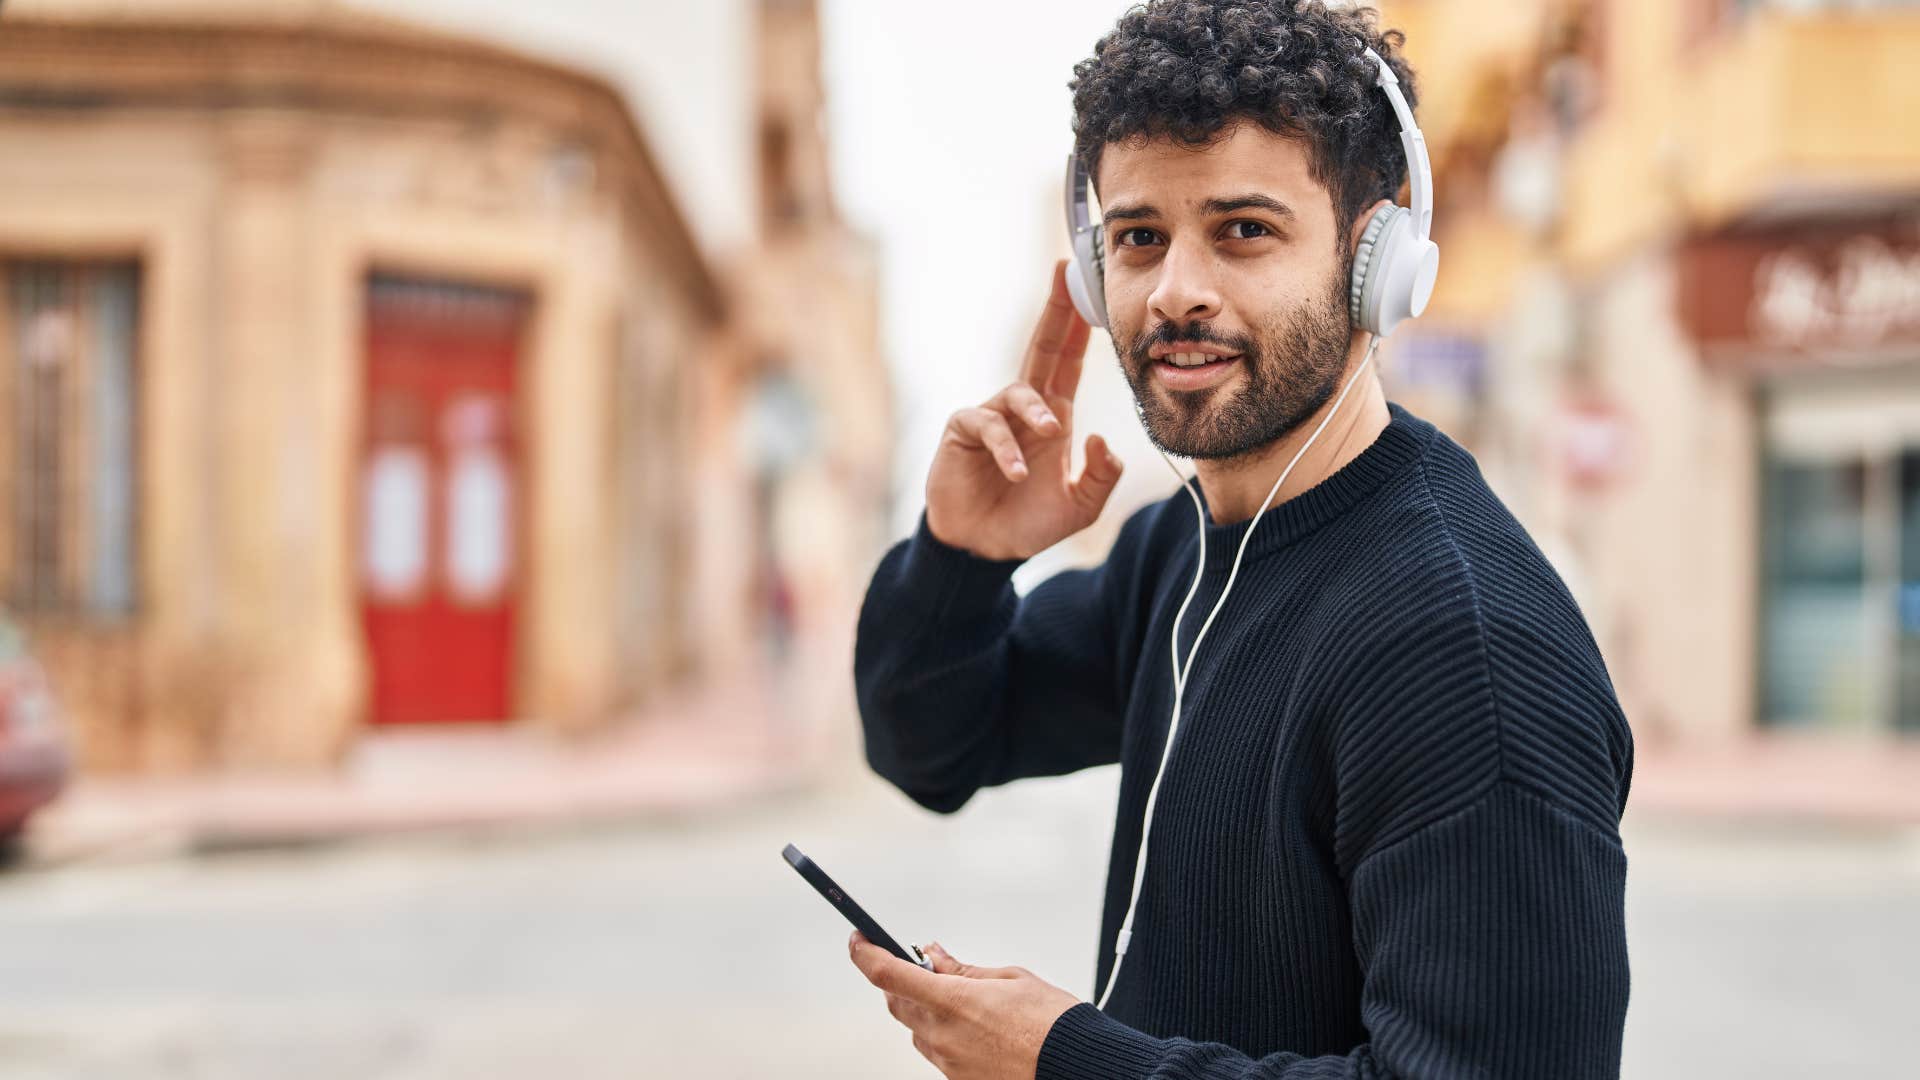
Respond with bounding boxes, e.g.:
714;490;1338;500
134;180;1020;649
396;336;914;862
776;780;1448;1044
819;1;1176;542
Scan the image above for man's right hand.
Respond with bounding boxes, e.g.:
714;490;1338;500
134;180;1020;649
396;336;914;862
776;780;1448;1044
924;261;1125;562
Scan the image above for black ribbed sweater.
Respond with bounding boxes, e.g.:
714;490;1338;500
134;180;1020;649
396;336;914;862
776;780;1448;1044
854;402;1633;1078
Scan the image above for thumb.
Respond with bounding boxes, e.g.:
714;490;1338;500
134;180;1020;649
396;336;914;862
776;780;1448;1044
923;941;979;978
1071;433;1124;514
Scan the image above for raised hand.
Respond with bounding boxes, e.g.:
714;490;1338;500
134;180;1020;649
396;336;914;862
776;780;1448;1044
924;261;1125;561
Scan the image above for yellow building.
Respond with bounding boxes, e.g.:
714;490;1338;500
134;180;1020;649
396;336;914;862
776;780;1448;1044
1382;0;1920;748
0;1;892;772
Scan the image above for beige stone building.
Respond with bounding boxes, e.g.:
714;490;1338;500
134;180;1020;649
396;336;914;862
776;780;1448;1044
0;0;891;772
727;0;896;698
1377;0;1920;748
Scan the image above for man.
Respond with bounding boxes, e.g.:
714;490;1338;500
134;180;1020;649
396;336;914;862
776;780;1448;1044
848;2;1633;1077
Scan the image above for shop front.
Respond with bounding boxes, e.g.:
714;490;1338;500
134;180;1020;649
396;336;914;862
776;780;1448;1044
1682;217;1920;735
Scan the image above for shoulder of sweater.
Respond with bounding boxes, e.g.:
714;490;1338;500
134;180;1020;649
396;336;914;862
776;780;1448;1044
1317;431;1615;692
1316;434;1633;842
1416;435;1634;827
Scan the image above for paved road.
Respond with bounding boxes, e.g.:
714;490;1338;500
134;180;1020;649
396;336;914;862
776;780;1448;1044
0;764;1914;1078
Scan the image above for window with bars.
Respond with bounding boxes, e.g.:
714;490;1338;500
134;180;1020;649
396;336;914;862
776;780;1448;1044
2;260;140;618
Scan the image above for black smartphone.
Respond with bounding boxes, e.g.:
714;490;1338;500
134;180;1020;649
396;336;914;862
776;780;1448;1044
782;843;934;971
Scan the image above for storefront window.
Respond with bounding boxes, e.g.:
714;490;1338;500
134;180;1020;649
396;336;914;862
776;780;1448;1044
1762;378;1920;735
1897;450;1920;732
1761;457;1872;729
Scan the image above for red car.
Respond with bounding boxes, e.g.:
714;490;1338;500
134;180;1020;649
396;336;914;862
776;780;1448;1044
0;613;69;855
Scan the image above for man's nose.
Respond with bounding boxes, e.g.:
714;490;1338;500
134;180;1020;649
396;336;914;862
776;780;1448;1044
1148;239;1222;326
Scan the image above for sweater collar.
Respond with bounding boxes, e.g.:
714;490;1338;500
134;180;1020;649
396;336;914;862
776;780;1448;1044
1183;400;1433;573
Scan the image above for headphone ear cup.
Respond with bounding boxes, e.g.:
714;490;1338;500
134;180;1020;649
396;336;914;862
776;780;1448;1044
1356;204;1441;339
1349;206;1395;333
1067;225;1108;328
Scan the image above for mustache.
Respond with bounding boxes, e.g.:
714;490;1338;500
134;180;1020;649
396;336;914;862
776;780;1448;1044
1126;320;1257;366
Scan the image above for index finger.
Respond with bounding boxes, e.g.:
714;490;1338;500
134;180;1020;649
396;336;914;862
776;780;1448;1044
1047;310;1092;401
1020;261;1087;394
850;932;949;1004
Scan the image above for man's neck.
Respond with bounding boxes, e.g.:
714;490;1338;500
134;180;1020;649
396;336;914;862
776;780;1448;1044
1192;339;1391;526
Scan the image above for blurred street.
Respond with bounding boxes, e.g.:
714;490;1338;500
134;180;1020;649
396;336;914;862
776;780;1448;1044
1;766;1914;1080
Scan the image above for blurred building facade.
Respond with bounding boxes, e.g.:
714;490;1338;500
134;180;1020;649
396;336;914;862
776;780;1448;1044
1380;0;1920;749
0;0;891;772
679;0;897;739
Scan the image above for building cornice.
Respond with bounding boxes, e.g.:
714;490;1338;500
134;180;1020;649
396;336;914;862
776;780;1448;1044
0;15;726;320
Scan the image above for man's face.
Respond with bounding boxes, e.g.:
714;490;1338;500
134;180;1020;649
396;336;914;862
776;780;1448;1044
1095;122;1356;461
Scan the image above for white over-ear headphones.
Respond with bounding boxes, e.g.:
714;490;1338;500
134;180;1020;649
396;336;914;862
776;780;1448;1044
1064;47;1439;339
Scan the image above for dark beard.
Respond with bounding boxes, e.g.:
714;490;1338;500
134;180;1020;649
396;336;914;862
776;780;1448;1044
1116;263;1353;461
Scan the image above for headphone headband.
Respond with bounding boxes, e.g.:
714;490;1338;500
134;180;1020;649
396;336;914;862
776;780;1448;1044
1363;47;1432;245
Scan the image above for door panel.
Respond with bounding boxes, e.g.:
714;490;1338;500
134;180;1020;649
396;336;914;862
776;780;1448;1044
359;277;526;725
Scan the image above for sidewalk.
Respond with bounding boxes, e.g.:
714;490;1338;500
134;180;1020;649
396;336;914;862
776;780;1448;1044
1629;732;1920;824
22;666;850;867
23;692;1920;868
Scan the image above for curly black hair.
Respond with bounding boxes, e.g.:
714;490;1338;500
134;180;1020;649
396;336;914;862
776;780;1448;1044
1070;0;1417;244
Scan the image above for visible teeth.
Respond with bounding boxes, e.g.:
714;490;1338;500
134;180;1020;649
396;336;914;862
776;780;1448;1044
1166;352;1222;367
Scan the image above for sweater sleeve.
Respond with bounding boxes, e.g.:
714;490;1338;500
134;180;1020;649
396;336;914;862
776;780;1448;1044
1035;780;1630;1079
853;509;1144;814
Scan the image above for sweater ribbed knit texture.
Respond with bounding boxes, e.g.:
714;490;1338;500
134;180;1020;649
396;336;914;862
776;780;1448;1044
854;402;1633;1078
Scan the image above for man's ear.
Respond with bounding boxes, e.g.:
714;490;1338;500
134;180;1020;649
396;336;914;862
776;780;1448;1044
1349;198;1394;254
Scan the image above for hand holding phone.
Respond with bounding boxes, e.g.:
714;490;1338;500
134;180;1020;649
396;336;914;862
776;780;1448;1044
782;843;934;971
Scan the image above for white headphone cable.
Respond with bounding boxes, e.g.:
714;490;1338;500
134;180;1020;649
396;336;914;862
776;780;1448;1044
1094;333;1382;1012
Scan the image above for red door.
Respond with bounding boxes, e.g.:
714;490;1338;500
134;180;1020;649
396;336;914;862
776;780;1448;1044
359;276;526;725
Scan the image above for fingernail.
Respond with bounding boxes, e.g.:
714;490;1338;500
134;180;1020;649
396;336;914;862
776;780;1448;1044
1011;460;1028;478
1032;409;1057;430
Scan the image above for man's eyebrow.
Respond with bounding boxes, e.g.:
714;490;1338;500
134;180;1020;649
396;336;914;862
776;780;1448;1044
1100;202;1159;224
1099;194;1296;224
1201;193;1295;218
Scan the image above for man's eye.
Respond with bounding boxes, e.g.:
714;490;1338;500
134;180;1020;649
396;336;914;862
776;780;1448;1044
1225;221;1270;240
1115;228;1160;248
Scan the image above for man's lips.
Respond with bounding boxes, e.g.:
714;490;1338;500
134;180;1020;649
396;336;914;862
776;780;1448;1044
1151;353;1242;390
1155;351;1243;369
1147;341;1240;361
